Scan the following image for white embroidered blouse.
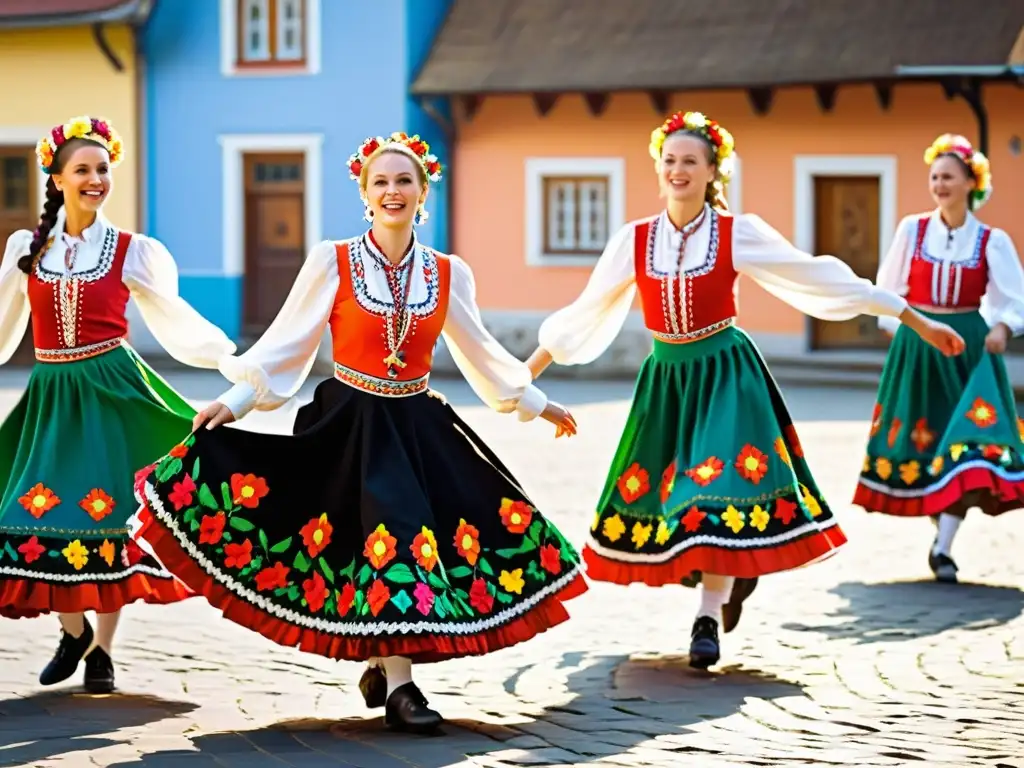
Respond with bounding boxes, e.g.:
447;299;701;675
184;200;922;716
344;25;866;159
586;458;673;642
215;235;549;422
875;209;1024;335
539;206;909;365
0;208;235;366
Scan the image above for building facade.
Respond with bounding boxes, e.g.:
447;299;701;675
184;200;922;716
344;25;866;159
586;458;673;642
414;0;1024;373
0;0;150;364
138;0;453;350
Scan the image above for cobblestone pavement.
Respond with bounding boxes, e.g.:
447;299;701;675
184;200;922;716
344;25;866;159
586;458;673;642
1;370;1023;768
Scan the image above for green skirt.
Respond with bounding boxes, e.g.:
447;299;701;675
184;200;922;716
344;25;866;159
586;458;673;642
853;310;1024;517
0;343;194;617
583;327;846;586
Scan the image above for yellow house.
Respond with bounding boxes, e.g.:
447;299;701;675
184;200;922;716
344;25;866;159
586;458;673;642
0;0;150;363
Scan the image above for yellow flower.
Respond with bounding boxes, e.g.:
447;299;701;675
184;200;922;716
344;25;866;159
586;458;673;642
64;117;92;139
602;514;626;542
950;444;967;462
929;456;945;475
875;457;893;481
498;569;525;594
631;521;652;549
62;539;89;570
899;460;921;485
107;136;124;165
655;519;671;545
799;485;823;518
749;505;770;532
722;505;745;533
98;539;116;567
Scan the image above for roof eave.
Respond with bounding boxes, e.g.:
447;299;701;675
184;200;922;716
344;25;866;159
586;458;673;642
0;0;154;29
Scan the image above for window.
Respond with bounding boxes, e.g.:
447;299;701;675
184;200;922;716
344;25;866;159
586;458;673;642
525;158;625;265
1;155;30;212
224;0;320;74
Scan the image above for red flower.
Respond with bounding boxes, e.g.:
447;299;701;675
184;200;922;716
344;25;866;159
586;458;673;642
367;579;391;617
300;514;333;557
454;519;481;566
539;543;562;575
17;536;45;564
687;457;724;487
617;463;651;503
499;499;533;534
735;445;769;484
169;443;189;459
773;498;798;525
121;539;144;567
413;582;434;616
303;572;328;613
51;127;65;146
92;119;110;137
18;483;61;518
406;140;426;156
410;527;438;572
168;475;196;511
967;397;997;428
198;512;226;545
79;488;115;522
468;578;493;614
231;473;269;508
255;562;290;591
362;138;379;156
223;539;253;569
910;418;935;453
681;506;706;533
337;583;356;616
660;460;677;504
349;159;362;177
363;524;397;570
982;444;1005;460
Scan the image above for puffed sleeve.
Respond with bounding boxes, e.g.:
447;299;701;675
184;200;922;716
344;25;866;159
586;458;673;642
0;231;31;366
874;216;916;334
123;235;237;368
537;222;636;365
980;228;1024;336
732;213;907;320
442;255;548;422
214;241;339;419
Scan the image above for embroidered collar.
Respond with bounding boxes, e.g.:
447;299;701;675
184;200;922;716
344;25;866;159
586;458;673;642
363;229;418;269
52;206;111;246
660;204;710;242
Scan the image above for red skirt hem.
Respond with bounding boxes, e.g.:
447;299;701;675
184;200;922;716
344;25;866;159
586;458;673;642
0;572;192;619
853;466;1024;517
581;526;847;587
132;502;588;664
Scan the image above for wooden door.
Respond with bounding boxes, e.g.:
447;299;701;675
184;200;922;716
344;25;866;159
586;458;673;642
810;176;888;350
0;147;38;365
243;153;305;337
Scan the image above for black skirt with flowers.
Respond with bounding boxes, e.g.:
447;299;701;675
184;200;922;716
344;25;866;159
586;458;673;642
131;377;586;663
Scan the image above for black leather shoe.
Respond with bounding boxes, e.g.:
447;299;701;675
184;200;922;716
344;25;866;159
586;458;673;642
358;665;387;708
929;548;958;583
722;576;758;634
384;682;443;734
39;619;94;686
83;646;115;694
689;616;721;670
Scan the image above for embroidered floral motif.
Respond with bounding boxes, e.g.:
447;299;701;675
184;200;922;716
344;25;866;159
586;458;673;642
17;536;46;564
774;498;798;525
870;404;883;437
300;514;333;557
231;473;270;508
199;512;227;545
722;505;745;533
98;539;116;567
899;460;921;485
454;519;481;565
655;519;672;544
631;521;652;549
910;418;935;453
617;463;651;503
659;460;677;503
410;526;439;571
168;475;196;511
602;514;626;542
887;418;903;449
687;457;723;487
967;397;997;428
62;540;89;570
950;443;967;461
774;437;791;467
799;485;822;518
499;569;525;594
364;524;398;570
749;505;770;532
681;506;706;532
499;499;533;534
875;457;893;481
929;456;945;475
735;445;769;484
79;488;115;522
785;425;805;458
18;483;60;518
0;531;170;582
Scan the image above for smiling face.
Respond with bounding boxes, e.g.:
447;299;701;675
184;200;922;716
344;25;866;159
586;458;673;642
51;140;112;215
362;149;428;229
929;154;975;212
658;132;716;205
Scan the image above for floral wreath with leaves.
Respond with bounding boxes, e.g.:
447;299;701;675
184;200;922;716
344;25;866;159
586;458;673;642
923;133;992;209
348;132;442;225
36;116;124;173
649;111;736;179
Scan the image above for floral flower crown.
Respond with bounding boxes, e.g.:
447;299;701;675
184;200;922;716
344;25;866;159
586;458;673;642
35;116;124;174
347;132;442;184
923;134;991;208
649;111;736;181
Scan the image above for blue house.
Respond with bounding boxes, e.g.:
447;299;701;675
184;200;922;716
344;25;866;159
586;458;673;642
137;0;453;346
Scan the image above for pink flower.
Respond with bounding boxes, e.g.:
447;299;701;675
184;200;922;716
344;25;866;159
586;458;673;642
168;475;196;511
413;582;435;616
51;128;65;146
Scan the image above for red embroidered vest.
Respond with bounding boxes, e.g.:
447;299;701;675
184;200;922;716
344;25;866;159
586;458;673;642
905;216;990;308
633;212;738;341
330;240;451;396
27;230;132;362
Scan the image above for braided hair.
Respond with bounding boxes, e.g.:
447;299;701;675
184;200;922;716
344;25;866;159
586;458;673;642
17;137;103;275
